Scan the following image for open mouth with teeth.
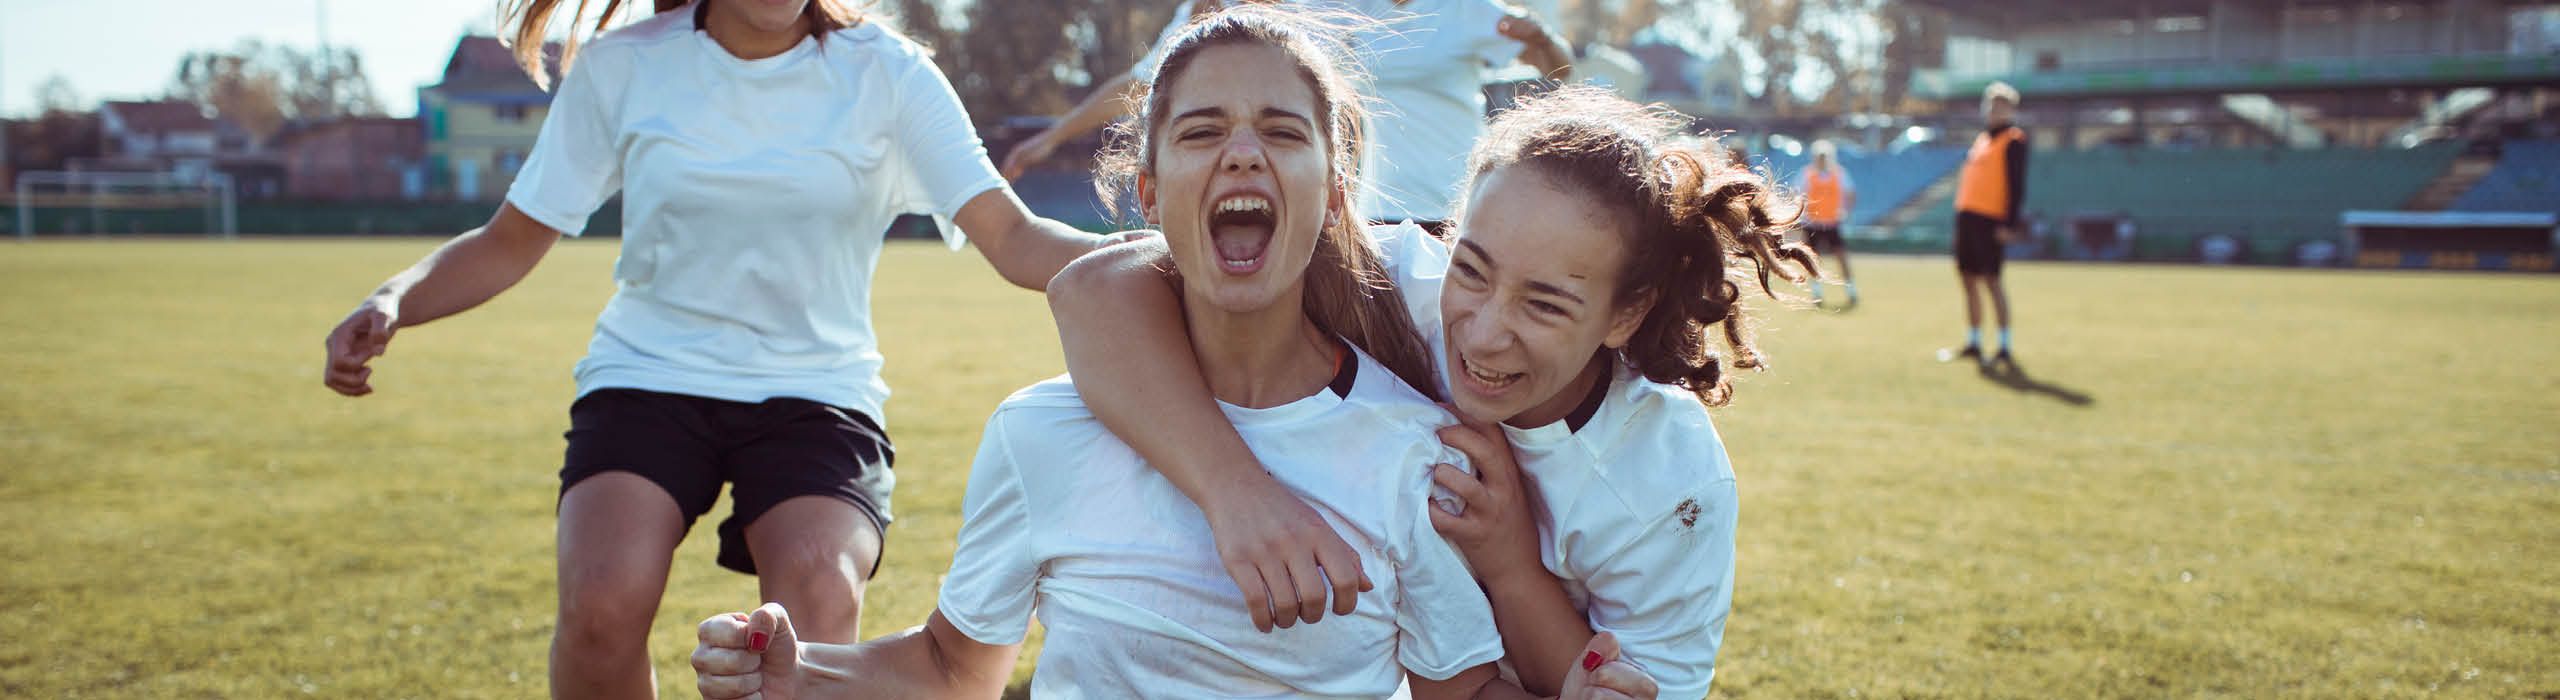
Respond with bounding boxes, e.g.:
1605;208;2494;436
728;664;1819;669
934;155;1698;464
1456;352;1526;394
1208;195;1277;275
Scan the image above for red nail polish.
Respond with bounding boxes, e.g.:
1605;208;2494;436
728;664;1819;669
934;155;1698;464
1581;650;1603;671
749;631;770;653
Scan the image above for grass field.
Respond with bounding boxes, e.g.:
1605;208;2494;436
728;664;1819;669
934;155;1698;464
1;238;2554;698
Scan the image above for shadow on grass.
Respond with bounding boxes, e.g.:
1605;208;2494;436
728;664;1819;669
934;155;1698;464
1977;358;2097;407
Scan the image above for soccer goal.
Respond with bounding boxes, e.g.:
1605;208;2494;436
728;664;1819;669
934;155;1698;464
11;170;238;240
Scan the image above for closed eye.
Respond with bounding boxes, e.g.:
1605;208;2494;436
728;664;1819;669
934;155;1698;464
1452;260;1486;284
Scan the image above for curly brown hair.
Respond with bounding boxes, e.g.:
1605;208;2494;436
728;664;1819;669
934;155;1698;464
1459;85;1819;406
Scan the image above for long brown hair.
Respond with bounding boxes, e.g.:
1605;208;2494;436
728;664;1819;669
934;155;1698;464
501;0;868;90
1094;6;1441;399
1460;85;1819;407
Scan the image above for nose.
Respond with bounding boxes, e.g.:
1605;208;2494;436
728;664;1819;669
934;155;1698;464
1452;300;1517;358
1220;133;1267;174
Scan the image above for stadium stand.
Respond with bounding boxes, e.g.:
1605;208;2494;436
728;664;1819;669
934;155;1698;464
1759;145;1968;229
1897;144;2464;263
2452;140;2560;215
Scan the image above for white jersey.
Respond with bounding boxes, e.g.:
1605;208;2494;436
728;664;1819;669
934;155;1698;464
1133;0;1524;221
506;9;1005;421
1376;223;1739;699
937;348;1504;698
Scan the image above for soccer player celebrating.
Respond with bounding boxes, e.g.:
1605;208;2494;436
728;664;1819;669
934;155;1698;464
319;1;1119;696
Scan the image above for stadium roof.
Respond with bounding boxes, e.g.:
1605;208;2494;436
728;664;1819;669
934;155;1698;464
1904;0;2258;25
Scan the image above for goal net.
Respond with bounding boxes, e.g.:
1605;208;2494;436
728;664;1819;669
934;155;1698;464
10;171;237;239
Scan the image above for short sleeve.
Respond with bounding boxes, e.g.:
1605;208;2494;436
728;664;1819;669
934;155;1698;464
1369;222;1449;341
892;50;1006;251
1129;1;1192;82
1392;443;1504;680
1463;0;1525;68
505;54;624;237
1582;478;1738;700
934;411;1042;645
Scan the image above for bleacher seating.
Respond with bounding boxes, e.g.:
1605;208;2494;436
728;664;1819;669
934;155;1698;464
2452;140;2560;215
1897;144;2462;262
1757;145;1967;228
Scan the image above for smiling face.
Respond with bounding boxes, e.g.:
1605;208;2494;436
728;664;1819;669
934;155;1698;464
1139;42;1342;315
1440;165;1652;427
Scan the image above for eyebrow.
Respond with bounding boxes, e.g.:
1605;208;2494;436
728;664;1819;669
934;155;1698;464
1459;240;1589;307
1170;106;1315;128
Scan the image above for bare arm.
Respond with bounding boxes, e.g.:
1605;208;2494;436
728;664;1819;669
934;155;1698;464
952;188;1117;292
1046;240;1373;631
1408;637;1661;700
999;75;1144;179
696;605;1019;700
1429;421;1598;695
1496;13;1573;80
1482;567;1601;694
321;202;559;396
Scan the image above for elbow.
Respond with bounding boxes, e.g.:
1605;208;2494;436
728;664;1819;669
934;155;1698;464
1045;238;1162;314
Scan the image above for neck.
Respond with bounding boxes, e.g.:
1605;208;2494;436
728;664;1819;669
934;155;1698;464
700;1;809;60
1507;351;1610;429
1183;285;1337;409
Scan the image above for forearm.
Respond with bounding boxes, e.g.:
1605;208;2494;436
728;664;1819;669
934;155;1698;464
1050;76;1142;144
375;206;556;326
991;216;1113;291
1483;567;1597;695
797;617;1015;699
1048;243;1273;507
1520;31;1572;79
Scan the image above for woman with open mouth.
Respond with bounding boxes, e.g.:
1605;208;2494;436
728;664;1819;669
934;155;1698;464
1051;84;1818;700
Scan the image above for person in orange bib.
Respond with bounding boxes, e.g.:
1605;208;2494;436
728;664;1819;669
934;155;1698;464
1798;139;1857;309
1947;82;2025;367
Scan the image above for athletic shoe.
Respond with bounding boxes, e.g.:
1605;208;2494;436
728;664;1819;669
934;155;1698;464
1991;348;2014;367
1937;344;1982;364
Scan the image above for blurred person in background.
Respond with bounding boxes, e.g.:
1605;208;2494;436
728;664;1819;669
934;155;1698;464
1945;81;2026;368
1797;138;1858;310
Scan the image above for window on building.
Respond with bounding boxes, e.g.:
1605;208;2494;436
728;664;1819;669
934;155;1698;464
493;104;529;122
2154;16;2206;33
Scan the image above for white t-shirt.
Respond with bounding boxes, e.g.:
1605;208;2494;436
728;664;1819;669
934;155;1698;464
1376;223;1739;700
506;9;1005;421
1133;0;1523;222
937;348;1504;698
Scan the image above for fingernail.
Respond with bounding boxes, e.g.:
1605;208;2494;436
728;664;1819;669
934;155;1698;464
749;631;769;653
1582;650;1604;671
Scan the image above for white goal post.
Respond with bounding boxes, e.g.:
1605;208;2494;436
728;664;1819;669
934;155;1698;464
11;170;237;240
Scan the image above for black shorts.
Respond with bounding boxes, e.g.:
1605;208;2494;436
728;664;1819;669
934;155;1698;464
1954;212;2006;277
1804;223;1844;251
560;388;895;576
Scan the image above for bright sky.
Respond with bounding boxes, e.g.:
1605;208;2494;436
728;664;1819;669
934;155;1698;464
1;0;515;118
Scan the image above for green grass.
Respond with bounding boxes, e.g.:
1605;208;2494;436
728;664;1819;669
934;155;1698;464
1;239;2553;698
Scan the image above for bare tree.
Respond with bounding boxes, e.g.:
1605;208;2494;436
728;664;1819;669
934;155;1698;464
170;40;386;147
36;75;83;115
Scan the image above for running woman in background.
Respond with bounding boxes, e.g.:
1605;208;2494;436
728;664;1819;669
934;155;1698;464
319;1;1119;696
1799;138;1858;310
